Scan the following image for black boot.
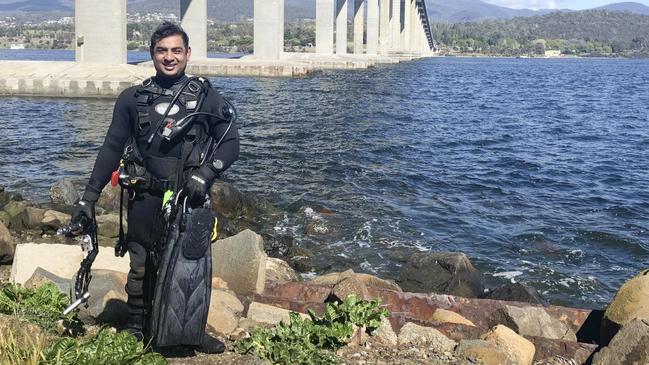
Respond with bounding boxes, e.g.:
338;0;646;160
125;310;145;342
194;333;225;354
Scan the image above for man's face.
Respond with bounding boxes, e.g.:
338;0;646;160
151;34;191;78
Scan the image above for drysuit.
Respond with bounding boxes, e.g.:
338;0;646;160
80;73;239;334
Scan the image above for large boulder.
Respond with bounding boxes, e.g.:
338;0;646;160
0;220;15;264
265;257;300;284
483;282;548;306
481;325;535;365
96;185;126;213
10;243;130;285
213;229;266;294
210;180;247;219
311;269;401;292
76;270;129;325
592;318;649;365
373;317;398;346
489;305;577;341
96;213;123;239
41;210;71;232
50;178;79;206
398;252;485;298
207;289;244;335
397;322;457;353
24;267;71;294
601;268;649;344
22;207;46;230
0;189;22;208
3;200;29;230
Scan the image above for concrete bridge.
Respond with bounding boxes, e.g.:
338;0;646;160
0;0;435;97
77;0;434;65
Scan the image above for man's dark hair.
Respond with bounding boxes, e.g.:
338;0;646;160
150;21;189;52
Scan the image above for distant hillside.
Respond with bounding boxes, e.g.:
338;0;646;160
432;9;649;57
0;0;71;12
425;0;555;22
595;1;649;15
1;0;649;24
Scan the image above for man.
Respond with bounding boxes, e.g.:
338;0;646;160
71;22;239;354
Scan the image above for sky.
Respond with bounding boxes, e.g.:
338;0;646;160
484;0;649;9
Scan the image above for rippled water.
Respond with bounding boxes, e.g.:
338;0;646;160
1;56;648;308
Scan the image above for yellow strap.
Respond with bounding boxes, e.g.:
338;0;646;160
211;217;218;242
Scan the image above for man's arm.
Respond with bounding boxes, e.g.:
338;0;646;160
81;89;135;202
205;86;240;174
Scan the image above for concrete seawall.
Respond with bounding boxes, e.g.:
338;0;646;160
0;54;428;98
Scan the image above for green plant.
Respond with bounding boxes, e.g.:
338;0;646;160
0;282;78;332
42;327;166;365
235;294;389;365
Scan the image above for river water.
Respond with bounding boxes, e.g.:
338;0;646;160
1;50;648;308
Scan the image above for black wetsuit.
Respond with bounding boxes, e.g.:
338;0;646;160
81;73;239;328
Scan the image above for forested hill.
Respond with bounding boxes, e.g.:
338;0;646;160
432;10;649;57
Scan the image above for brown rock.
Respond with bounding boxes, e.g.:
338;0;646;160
432;308;476;327
0;313;48;349
49;178;79;206
96;185;126;213
489;305;577;341
265;257;300;284
601;268;649;344
482;325;535;365
0;211;9;226
41;210;71;231
592;318;649;365
455;339;513;365
398;322;457;353
332;276;372;301
210;180;245;219
23;207;46;230
0;220;14;264
312;269;401;293
207;289;244;335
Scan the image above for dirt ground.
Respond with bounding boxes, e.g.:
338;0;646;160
164;336;474;365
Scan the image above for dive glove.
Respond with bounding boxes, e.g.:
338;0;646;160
71;199;95;227
185;165;217;208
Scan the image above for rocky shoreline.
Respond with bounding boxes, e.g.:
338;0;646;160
1;182;648;364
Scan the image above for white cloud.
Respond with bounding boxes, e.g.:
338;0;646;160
483;0;558;9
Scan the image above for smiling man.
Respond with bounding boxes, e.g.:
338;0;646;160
70;21;239;353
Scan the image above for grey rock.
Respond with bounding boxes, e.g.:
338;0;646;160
24;267;70;294
489;305;577;341
0;220;14;264
213;229;267;294
398;251;485;298
23;207;46;230
484;282;548;306
50;178;79;206
210;180;246;219
76;269;129;325
96;213;123;239
207;289;244;335
96;185;126;213
592;318;649;365
0;189;22;208
246;302;308;326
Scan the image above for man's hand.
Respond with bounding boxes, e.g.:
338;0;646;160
185;167;214;208
71;199;95;227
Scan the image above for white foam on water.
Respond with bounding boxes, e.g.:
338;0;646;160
493;271;524;281
300;271;318;280
359;260;378;274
